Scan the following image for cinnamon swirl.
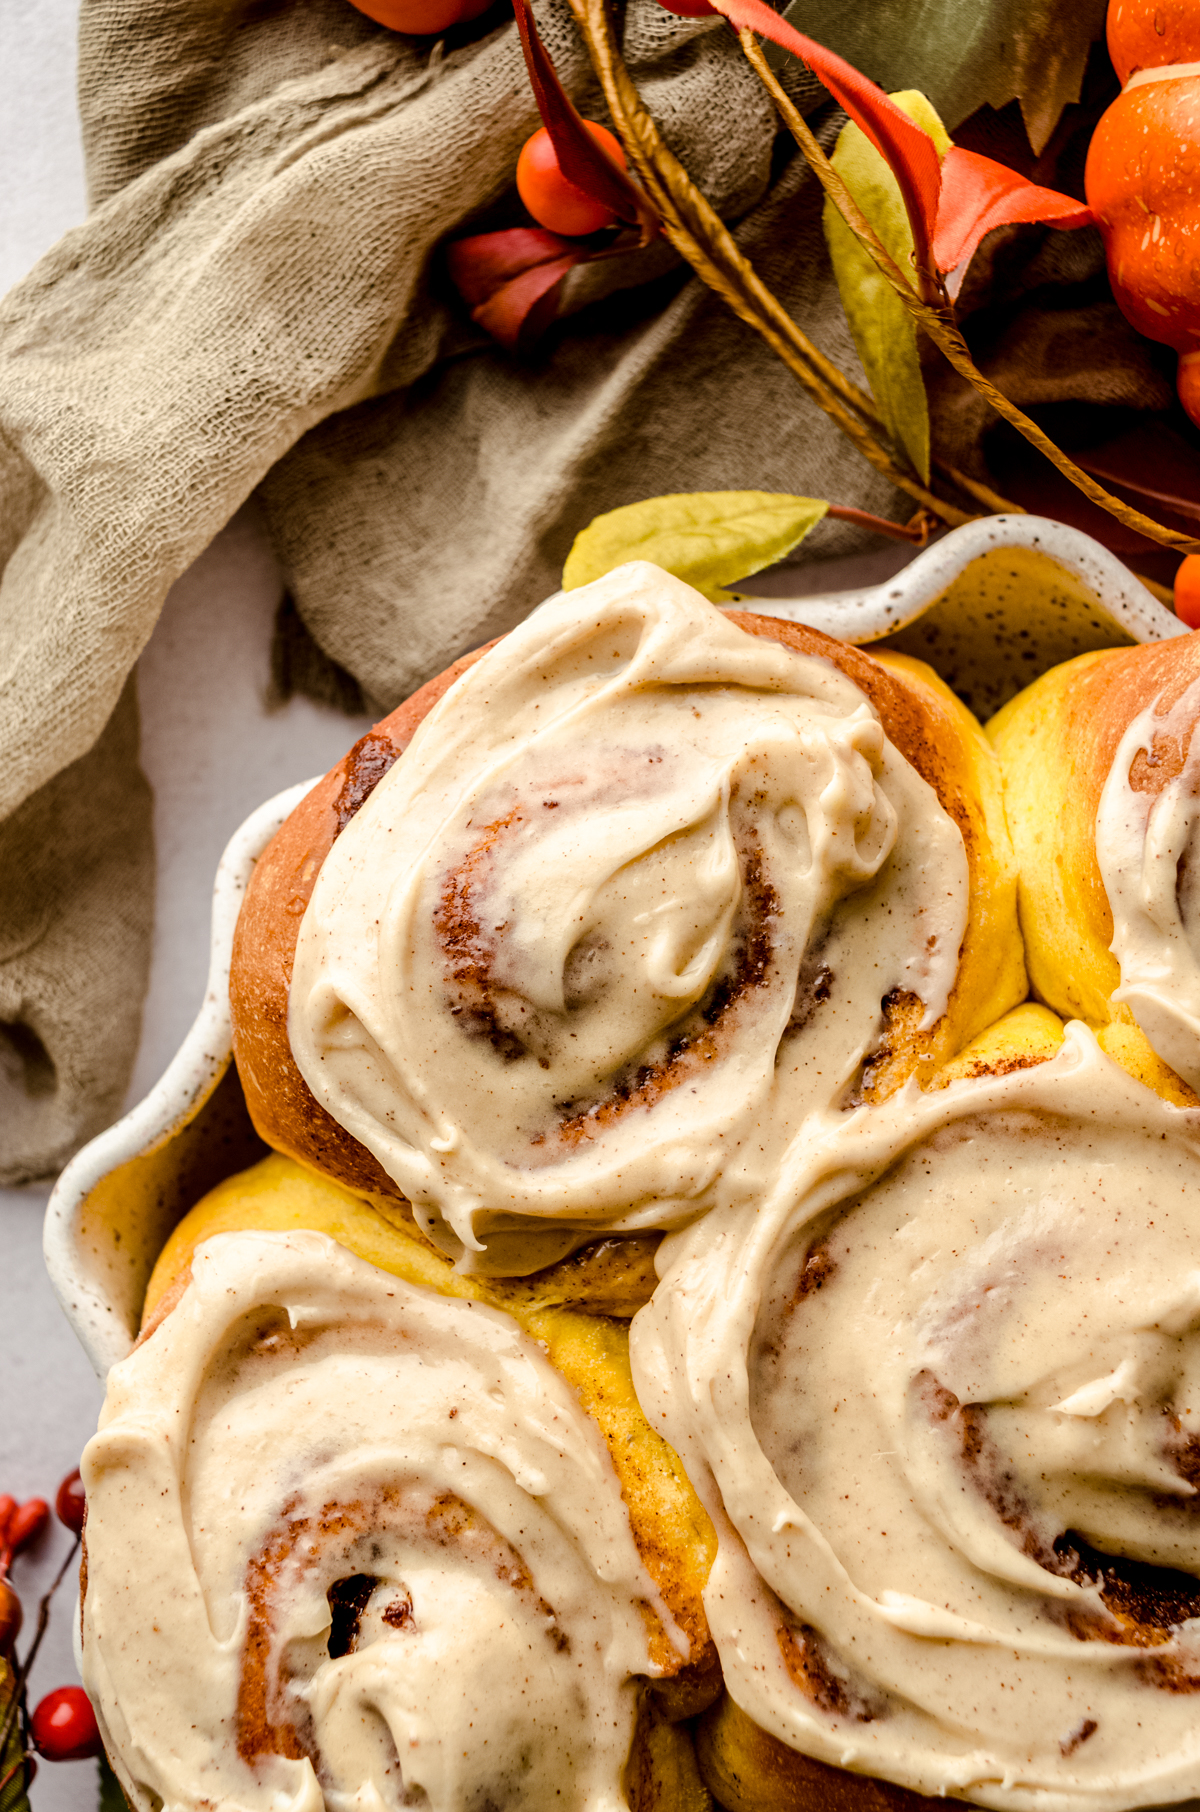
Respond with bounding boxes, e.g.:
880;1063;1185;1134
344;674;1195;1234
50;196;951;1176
81;1230;702;1812
137;1148;720;1719
233;562;1025;1275
991;636;1200;1106
633;1025;1200;1812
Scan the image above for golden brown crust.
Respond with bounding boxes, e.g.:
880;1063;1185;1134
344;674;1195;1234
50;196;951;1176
990;634;1200;1044
1038;636;1200;962
696;1695;947;1812
230;614;1011;1207
230;645;495;1200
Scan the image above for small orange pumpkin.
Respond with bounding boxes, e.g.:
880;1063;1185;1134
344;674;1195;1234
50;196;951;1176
1086;0;1200;423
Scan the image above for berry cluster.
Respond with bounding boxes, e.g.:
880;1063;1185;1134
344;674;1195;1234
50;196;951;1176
1;1468;101;1808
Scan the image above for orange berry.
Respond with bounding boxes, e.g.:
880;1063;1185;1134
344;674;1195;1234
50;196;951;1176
516;124;626;237
346;0;490;34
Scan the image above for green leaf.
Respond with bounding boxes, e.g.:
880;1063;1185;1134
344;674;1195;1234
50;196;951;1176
776;0;1106;154
562;491;829;602
0;1665;30;1812
825;90;950;486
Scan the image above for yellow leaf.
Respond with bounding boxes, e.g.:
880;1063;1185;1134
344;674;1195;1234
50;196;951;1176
825;91;952;486
562;491;829;602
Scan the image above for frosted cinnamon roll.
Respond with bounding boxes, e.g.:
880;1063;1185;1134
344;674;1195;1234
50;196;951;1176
136;1149;721;1720
991;636;1200;1106
81;1229;695;1812
633;1024;1200;1812
233;561;1024;1274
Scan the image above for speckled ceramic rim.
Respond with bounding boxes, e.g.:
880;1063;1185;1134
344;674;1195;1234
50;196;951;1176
43;779;315;1376
42;513;1185;1378
752;513;1182;644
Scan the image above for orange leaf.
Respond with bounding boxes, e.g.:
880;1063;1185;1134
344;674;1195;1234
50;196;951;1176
932;145;1092;282
706;0;942;274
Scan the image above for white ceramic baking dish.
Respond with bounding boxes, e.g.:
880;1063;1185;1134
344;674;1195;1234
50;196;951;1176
44;514;1184;1377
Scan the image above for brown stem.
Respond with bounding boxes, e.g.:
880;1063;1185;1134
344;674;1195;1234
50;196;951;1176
736;32;944;309
922;316;1200;553
565;0;974;528
827;504;934;544
936;463;1024;514
736;30;1200;555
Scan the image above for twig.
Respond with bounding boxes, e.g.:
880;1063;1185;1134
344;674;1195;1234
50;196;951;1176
827;504;935;544
735;30;1200;555
937;463;1024;514
565;0;975;528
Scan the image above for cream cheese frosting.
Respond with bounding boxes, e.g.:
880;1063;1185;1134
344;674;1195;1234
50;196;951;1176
80;1230;677;1812
1096;679;1200;1091
288;562;968;1271
632;1026;1200;1811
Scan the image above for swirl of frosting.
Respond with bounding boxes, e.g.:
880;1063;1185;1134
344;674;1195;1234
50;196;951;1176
288;562;968;1268
80;1230;678;1812
1096;676;1200;1092
633;1027;1200;1810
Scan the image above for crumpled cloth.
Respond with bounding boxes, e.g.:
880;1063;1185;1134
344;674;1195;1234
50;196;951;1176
0;0;1144;1179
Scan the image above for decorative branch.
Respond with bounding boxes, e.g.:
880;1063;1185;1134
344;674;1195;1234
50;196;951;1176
511;0;657;239
554;0;1196;556
563;0;975;527
736;29;1200;556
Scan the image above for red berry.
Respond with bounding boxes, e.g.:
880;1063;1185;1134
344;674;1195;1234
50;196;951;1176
31;1688;102;1762
8;1499;49;1557
516;124;627;237
56;1471;86;1537
346;0;491;32
0;1579;21;1653
1175;554;1200;630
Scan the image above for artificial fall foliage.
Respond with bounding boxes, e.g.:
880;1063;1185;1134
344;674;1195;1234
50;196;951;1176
695;0;1093;289
562;491;830;599
824;91;951;486
770;0;1107;157
446;0;656;349
445;0;1200;554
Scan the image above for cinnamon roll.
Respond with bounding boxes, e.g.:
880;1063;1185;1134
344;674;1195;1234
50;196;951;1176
991;636;1200;1106
136;1149;720;1721
232;561;1025;1275
633;1024;1200;1812
81;1229;706;1812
